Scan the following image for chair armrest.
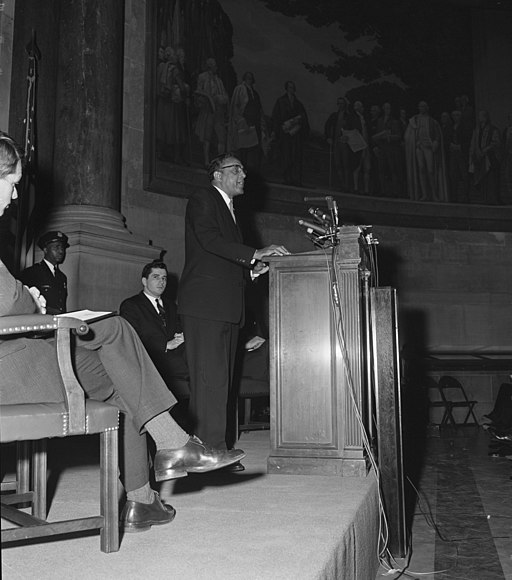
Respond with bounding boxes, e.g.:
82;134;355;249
0;314;89;336
1;314;90;434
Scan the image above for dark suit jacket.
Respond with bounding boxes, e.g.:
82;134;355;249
120;292;189;396
0;259;79;403
19;260;68;314
177;186;256;326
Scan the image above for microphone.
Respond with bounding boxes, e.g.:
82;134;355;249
308;207;332;227
304;196;339;226
298;219;328;236
303;196;329;203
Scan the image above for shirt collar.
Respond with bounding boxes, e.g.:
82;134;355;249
213;185;232;210
143;291;162;309
43;259;56;275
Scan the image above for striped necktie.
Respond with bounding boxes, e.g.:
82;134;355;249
156;299;167;327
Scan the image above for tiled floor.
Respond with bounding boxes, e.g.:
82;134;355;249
375;426;512;580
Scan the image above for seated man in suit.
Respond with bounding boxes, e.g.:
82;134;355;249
233;278;270;429
0;132;243;533
120;261;190;401
19;230;69;314
483;375;512;436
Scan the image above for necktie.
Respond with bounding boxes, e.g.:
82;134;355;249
54;265;59;276
228;199;236;223
156;299;167;327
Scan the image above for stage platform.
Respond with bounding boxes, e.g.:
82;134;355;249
1;430;380;580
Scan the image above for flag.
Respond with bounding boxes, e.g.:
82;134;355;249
14;31;40;274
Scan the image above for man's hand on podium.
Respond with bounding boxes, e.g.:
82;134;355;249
253;245;291;261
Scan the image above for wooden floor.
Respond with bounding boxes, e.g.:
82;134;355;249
375;425;512;580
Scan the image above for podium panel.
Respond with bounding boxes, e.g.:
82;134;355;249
267;227;368;476
276;267;334;445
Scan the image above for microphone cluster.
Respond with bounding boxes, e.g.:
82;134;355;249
298;207;339;249
298;195;342;249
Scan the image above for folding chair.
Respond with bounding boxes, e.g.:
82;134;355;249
437;375;479;426
426;376;453;426
0;314;120;553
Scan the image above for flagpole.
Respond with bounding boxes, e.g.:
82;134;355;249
14;30;40;274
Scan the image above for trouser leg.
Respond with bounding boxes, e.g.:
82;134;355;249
73;347;150;492
76;316;176;431
105;392;150;493
182;315;239;449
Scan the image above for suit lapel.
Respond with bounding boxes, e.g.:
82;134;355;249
139;293;167;335
211;187;243;243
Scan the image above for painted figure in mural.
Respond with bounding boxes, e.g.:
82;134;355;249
350;100;372;195
501;114;512;205
439;112;453;168
155;46;190;165
271;81;310;187
404;101;448;202
398;108;408;138
324;96;353;192
175;46;193;161
227;72;265;174
368;104;382;195
372;102;404;198
458;94;475;149
194;58;229;167
469;110;502;205
446;109;470;203
157;46;190;164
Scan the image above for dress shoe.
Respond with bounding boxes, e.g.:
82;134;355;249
154;435;246;481
121;492;176;533
495;433;512;441
221;461;245;473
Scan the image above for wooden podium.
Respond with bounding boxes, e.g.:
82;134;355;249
267;226;369;477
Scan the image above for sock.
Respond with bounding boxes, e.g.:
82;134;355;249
145;411;190;450
127;483;155;504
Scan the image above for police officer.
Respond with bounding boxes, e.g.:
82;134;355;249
20;231;69;314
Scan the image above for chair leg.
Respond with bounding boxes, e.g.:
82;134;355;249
100;428;119;553
15;441;31;508
32;440;47;519
16;441;30;494
463;404;479;425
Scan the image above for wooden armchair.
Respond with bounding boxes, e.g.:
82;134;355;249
0;314;120;553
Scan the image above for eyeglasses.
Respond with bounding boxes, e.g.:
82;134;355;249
219;164;246;175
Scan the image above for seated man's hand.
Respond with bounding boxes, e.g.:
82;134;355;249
166;332;184;351
245;335;266;351
253;244;291;261
27;286;47;314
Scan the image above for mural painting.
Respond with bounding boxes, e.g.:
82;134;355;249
147;0;512;206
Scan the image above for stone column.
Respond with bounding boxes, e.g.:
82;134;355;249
43;0;161;311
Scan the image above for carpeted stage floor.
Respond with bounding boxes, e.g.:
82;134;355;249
1;430;380;580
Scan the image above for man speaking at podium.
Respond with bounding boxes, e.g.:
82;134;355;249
178;153;290;459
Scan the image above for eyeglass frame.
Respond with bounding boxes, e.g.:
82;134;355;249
218;163;246;175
